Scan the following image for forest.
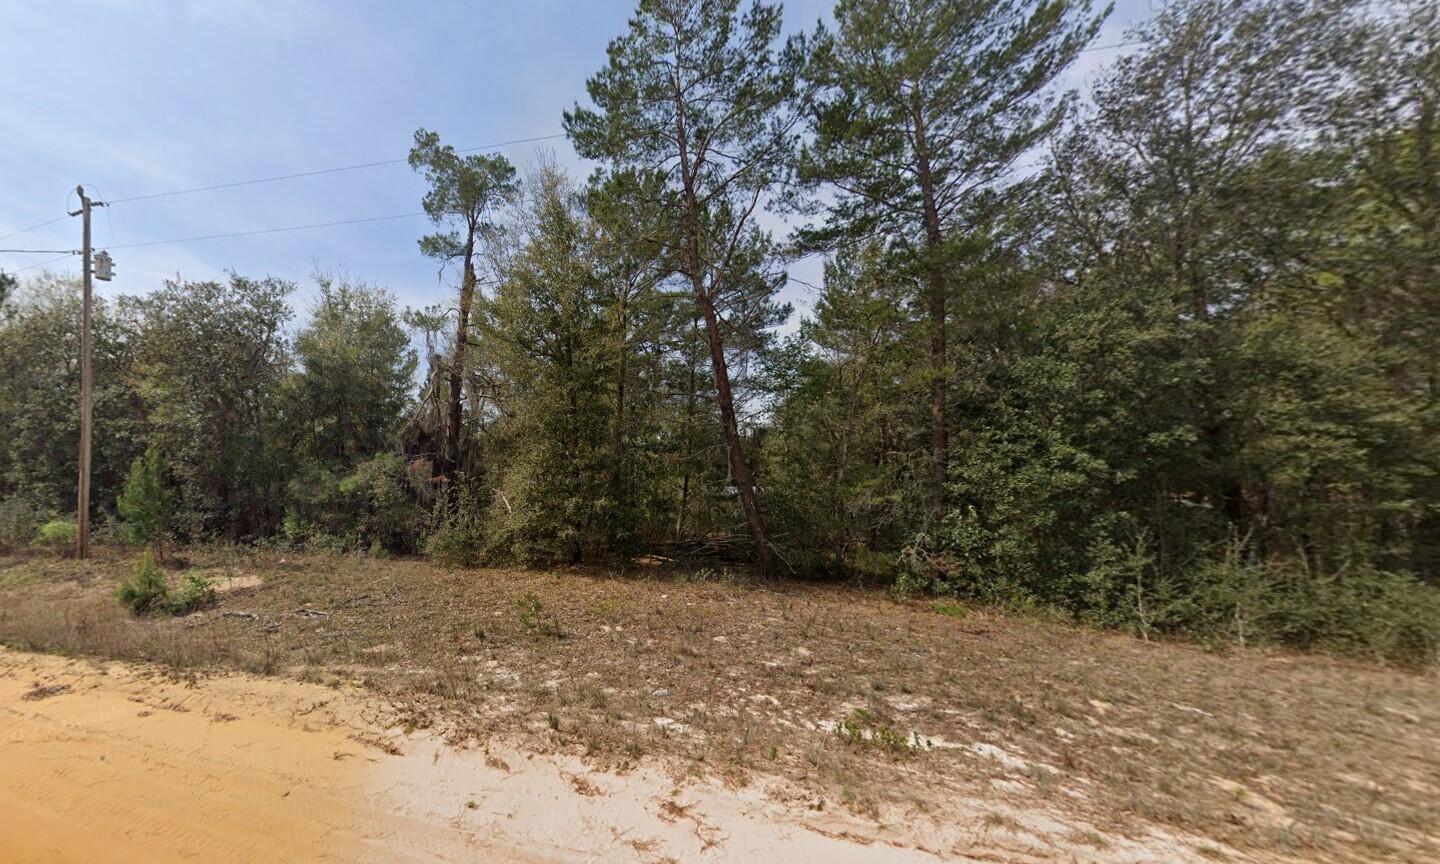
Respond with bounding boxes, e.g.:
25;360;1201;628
2;0;1438;665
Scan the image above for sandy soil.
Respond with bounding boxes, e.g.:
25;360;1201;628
0;646;1228;864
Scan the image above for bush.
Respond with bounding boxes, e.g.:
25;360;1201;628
117;446;173;550
169;571;216;615
515;591;564;638
116;552;216;616
31;518;76;551
1144;556;1440;667
423;483;488;566
282;454;429;554
117;551;170;614
344;454;428;553
922;518;1440;666
0;496;51;552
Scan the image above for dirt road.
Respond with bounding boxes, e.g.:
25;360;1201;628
0;648;970;863
0;648;551;862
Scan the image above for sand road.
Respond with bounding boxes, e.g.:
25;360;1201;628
0;648;971;863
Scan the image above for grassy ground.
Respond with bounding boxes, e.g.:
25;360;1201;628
2;546;1437;863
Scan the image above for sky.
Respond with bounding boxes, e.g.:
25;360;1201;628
0;0;1158;332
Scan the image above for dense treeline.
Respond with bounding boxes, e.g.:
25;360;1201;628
2;0;1437;663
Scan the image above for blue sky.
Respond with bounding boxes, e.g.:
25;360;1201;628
1;0;1157;328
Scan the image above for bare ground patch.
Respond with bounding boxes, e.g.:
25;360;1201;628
2;547;1437;862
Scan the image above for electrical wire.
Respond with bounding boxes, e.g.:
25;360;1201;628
0;131;561;247
103;211;427;250
0;248;75;254
1080;40;1146;53
0;214;70;242
106;132;567;205
13;252;76;273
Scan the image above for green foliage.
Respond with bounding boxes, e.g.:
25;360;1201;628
285;277;417;466
763;243;923;577
2;0;1438;669
0;270;15;316
768;0;1440;665
515;591;565;639
284;454;428;554
31;519;76;551
131;274;294;541
116;553;215;617
116;551;170;615
423;482;489;567
0;495;52;552
117;446;172;549
836;707;915;755
0;278;146;519
479;168;638;564
409;128;518;263
797;0;1105;250
1141;550;1440;668
930;601;966;619
565;0;802;576
169;571;216;616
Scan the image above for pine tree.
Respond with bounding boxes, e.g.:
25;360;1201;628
796;0;1106;523
117;445;172;553
409;129;518;481
565;0;806;577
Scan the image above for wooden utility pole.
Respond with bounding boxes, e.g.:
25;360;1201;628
69;185;100;560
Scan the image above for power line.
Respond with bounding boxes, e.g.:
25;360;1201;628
6;210;430;269
1080;39;1146;53
0;214;70;242
103;211;428;250
107;132;567;205
0;131;566;252
0;247;75;254
14;253;76;273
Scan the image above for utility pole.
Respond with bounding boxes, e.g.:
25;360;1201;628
68;186;108;560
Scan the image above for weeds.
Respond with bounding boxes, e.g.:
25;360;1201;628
0;496;52;552
117;551;170;614
170;571;217;615
836;708;915;755
516;591;564;639
116;552;215;616
930;600;966;619
31;519;76;552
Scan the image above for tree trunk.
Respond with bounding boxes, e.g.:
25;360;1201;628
914;104;948;528
694;287;776;578
669;52;775;578
611;286;629;508
926;273;947;526
676;330;697;538
444;233;477;480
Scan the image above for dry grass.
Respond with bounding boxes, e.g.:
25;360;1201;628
2;546;1437;862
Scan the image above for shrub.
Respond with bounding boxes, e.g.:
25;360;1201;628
169;571;216;615
515;591;564;639
117;446;172;550
117;551;169;614
116;553;216;616
31;518;76;551
423;483;488;567
923;518;1440;666
0;496;50;552
836;707;916;754
345;453;428;553
1144;556;1440;667
283;454;429;554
